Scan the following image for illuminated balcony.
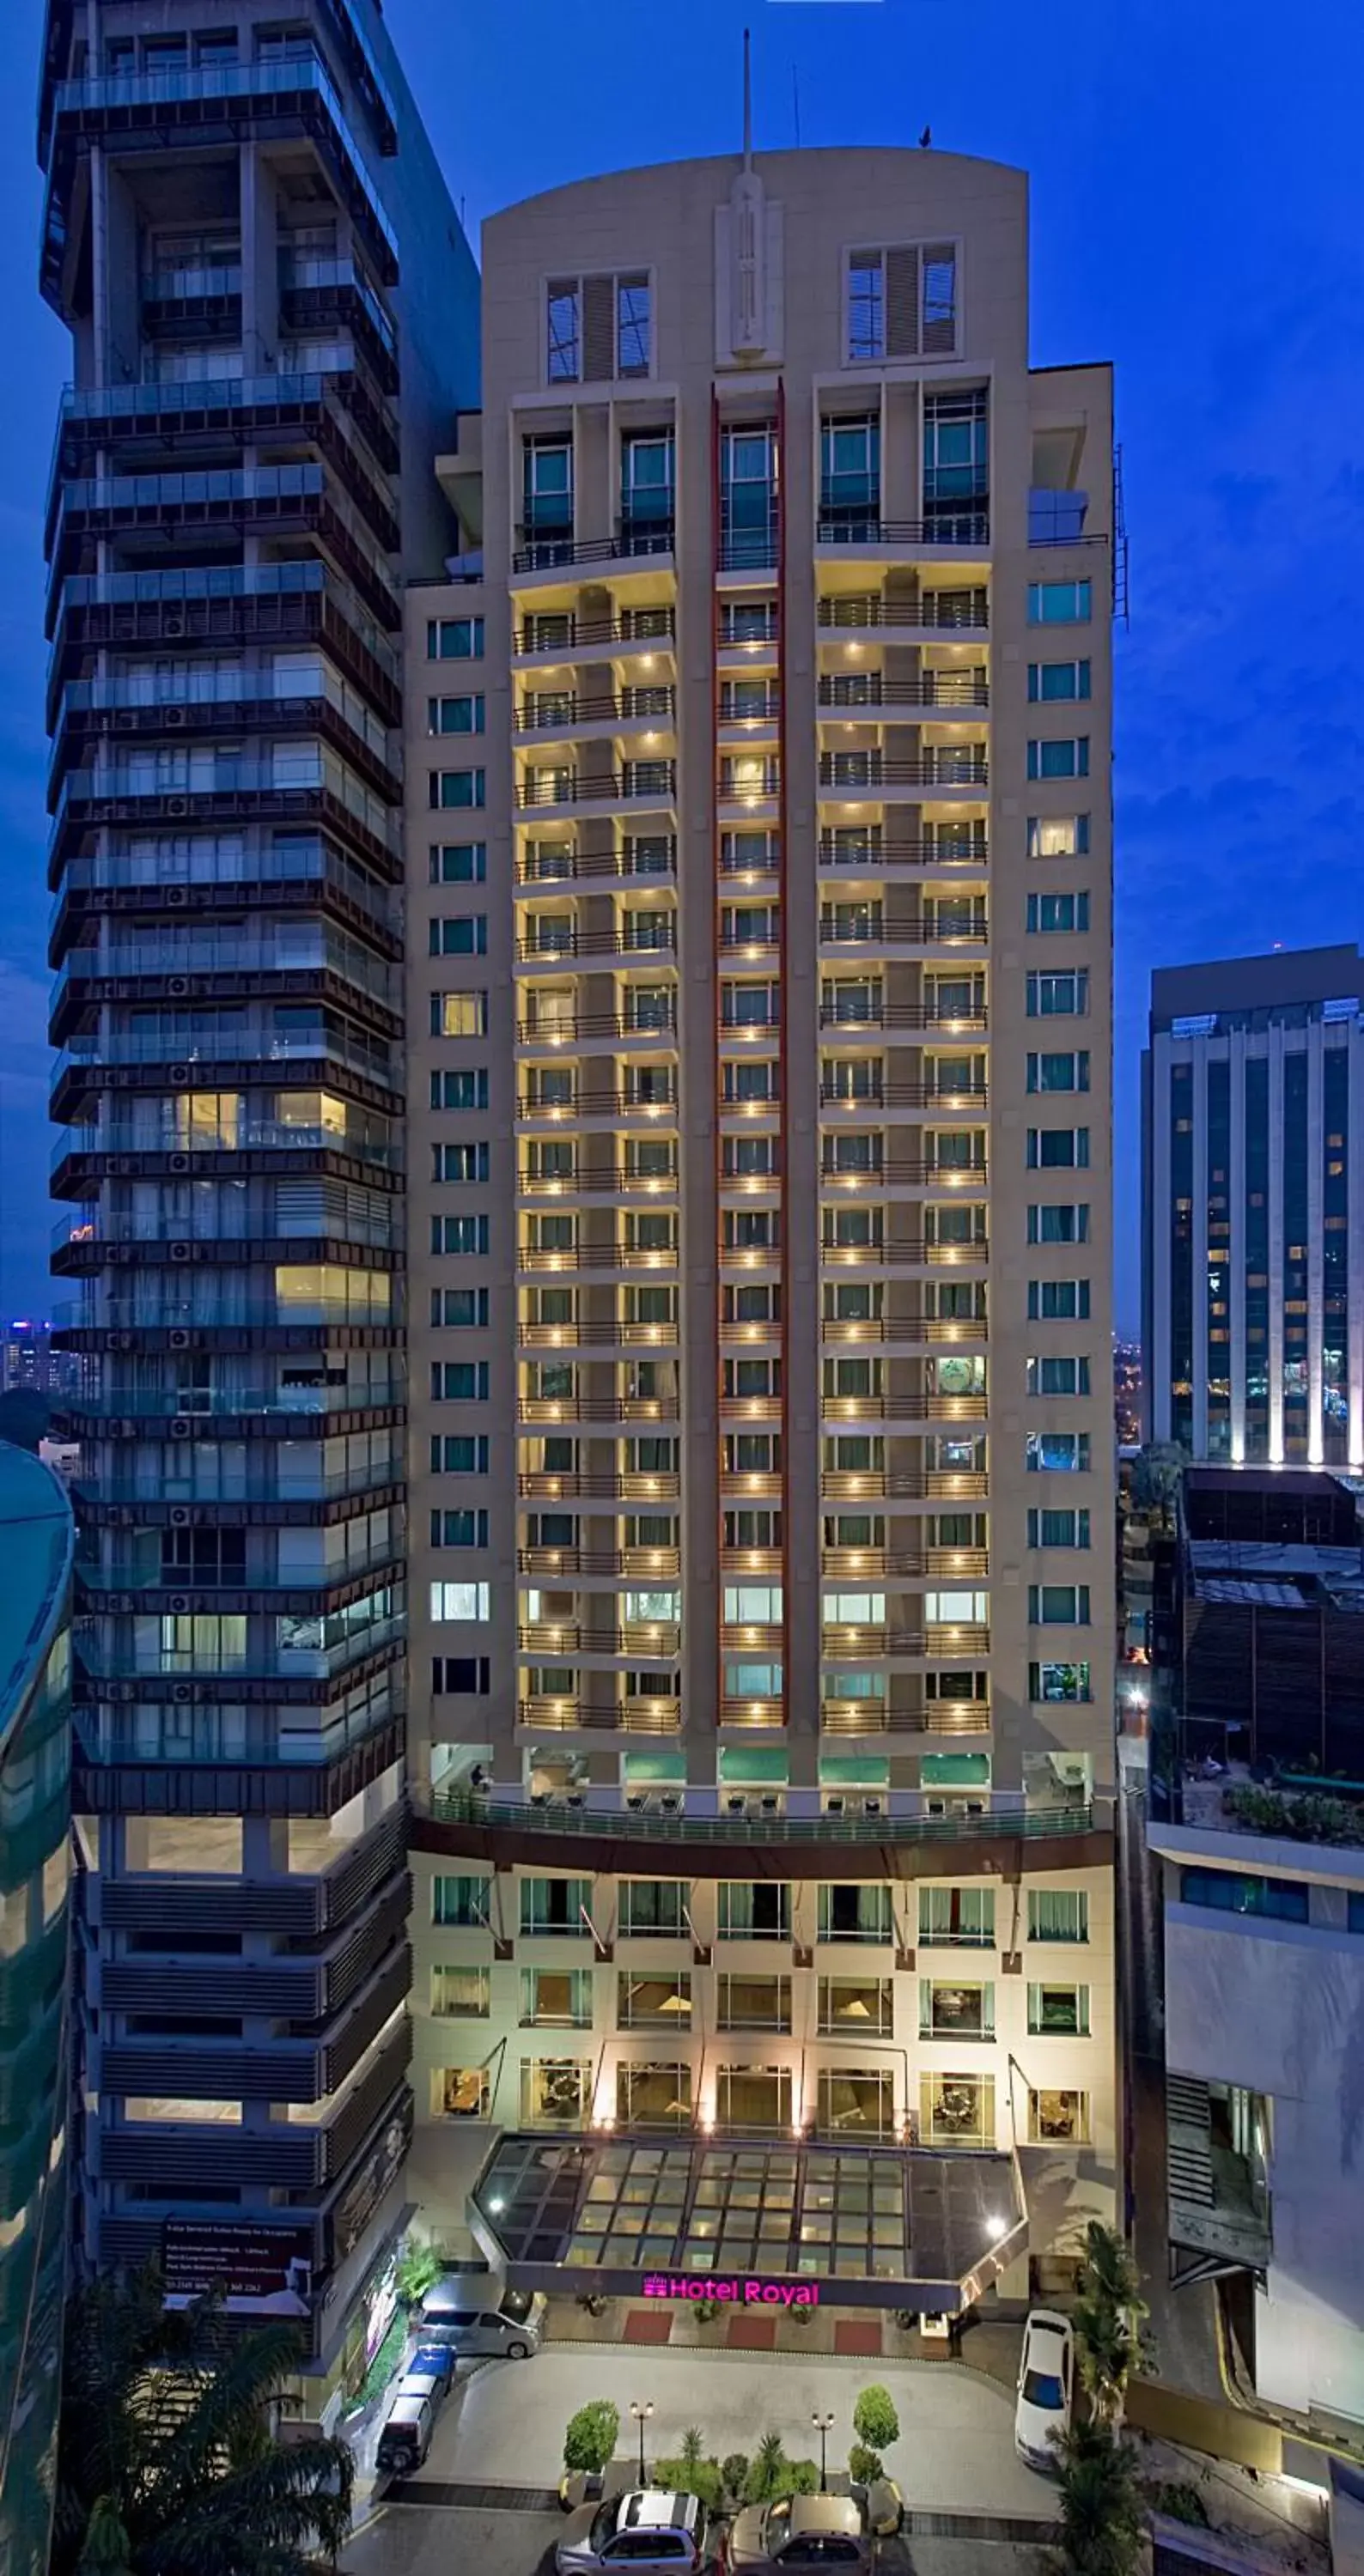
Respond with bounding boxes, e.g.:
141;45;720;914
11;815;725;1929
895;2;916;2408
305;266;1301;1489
516;918;677;970
719;1697;786;1730
819;1315;989;1349
813;515;990;562
515;1164;679;1201
818;997;989;1038
517;1321;679;1352
510;530;677;588
819;1470;990;1504
817;750;988;806
515;1006;679;1054
515;1694;681;1735
517;1623;681;1659
817;673;990;718
517;1469;681;1503
819;1157;990;1197
816;913;988;963
514;606;676;668
517;1546;682;1581
816;589;990;646
819;1393;989;1426
515;836;677;889
516;1394;680;1427
514;687;677;750
817;831;989;878
515;762;677;823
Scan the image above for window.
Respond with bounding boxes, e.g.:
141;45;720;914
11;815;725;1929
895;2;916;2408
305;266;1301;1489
1178;1868;1308;1923
429;843;487;884
1029;1660;1093;1703
547;271;651;382
1026;1356;1092;1397
428;695;485;735
437;2067;490;2117
1028;1888;1089;1943
1029;1585;1091;1625
1026;1431;1090;1473
1028;1279;1091;1320
617;275;651;374
920;1979;994;2038
432;1874;490;1928
546;279;580;380
1027;1508;1091;1549
520;1968;594;2027
431;992;488;1038
618;1971;691;2030
920;2070;994;2148
1028;660;1091;703
432;1656;490;1696
1028;1204;1089;1245
431;1436;490;1473
428;617;484;660
1028;1983;1089;2036
717;1974;791;2032
1028;2088;1089;2143
432;1288;489;1328
1027;1051;1090;1094
817;1884;892;1942
1027;891;1090;934
1028;580;1092;625
432;1965;490;2019
1027;738;1090;780
429;769;486;809
717;1883;790;1939
429;1581;490;1622
431;1362;489;1400
521;2059;593;2125
918;1886;995;1947
431;1509;489;1548
433;1141;490;1184
429;914;489;957
521;1877;592;1935
846;243;958;361
618;1880;685;1937
818;1976;893;2036
431;1070;489;1111
1027;815;1090;858
432;1216;490;1256
1027;973;1090;1018
1027;1127;1090;1169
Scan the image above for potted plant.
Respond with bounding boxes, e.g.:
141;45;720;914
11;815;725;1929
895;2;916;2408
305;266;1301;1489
559;2399;620;2512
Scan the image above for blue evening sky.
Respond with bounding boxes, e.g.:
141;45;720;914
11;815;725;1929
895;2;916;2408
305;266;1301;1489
0;0;1360;1328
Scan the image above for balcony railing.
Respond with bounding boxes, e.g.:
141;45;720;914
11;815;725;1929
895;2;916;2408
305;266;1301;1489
517;926;676;963
817;835;988;871
516;1474;681;1503
52;552;399;683
819;755;989;791
515;612;677;657
818;1394;989;1423
515;691;676;732
817;595;989;633
516;1012;678;1045
819;1084;990;1110
816;515;990;550
817;918;987;949
515;1698;681;1735
818;677;989;712
516;769;677;811
516;842;676;885
819;1002;988;1034
418;1785;1099;1849
513;528;675;574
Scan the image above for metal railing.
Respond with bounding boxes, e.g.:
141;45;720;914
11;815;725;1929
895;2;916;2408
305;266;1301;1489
418;1785;1099;1849
817;595;989;632
816;515;990;549
516;769;677;810
818;677;989;711
819;756;989;789
513;530;675;574
515;613;676;655
515;692;675;732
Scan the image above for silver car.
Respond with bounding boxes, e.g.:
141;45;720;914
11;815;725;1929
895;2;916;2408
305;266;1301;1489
557;2488;709;2576
724;2495;871;2573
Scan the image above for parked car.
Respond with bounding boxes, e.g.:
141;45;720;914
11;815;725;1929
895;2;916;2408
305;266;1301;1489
375;2389;435;2476
416;2278;547;2358
557;2488;709;2575
393;2363;450;2414
724;2495;871;2573
407;2341;457;2397
1014;2306;1075;2470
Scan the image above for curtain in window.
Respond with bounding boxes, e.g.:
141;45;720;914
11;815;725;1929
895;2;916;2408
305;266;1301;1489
1028;1888;1085;1941
721;1882;754;1934
918;1886;994;1942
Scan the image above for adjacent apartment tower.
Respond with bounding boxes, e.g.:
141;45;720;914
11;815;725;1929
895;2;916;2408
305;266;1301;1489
41;0;477;2415
1142;945;1364;1466
407;145;1118;2285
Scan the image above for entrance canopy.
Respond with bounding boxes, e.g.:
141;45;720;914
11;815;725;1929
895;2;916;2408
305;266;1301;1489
472;2133;1026;2313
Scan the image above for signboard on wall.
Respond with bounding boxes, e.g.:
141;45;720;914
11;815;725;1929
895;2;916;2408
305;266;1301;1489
163;2219;314;2316
329;2093;414;2265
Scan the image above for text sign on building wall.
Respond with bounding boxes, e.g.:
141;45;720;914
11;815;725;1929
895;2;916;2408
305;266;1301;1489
642;2273;819;2307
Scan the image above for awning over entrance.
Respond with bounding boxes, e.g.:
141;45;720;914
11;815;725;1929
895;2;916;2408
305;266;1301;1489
472;2133;1026;2313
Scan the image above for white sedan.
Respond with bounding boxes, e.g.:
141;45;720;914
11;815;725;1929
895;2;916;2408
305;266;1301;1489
1014;2307;1075;2471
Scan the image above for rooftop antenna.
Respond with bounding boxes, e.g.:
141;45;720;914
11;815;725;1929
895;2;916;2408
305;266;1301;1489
743;25;753;169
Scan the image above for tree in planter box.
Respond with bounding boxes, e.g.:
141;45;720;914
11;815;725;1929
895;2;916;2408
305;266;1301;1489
563;2401;620;2478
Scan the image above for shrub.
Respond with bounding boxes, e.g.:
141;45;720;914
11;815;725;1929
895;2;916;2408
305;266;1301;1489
786;2460;820;2497
563;2401;620;2476
852;2386;899;2452
655;2456;724;2511
745;2434;789;2503
849;2445;883;2486
721;2455;750;2501
695;2299;722;2324
1146;2478;1210;2528
395;2245;442;2306
680;2428;704;2476
1224;1784;1364;1846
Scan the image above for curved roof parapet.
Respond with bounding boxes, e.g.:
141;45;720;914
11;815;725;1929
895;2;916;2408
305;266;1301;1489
0;1441;75;1745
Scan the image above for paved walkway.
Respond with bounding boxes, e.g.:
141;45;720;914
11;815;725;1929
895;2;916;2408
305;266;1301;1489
414;2344;1053;2518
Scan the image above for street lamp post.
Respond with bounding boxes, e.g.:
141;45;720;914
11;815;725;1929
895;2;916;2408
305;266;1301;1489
812;2411;836;2493
631;2398;654;2485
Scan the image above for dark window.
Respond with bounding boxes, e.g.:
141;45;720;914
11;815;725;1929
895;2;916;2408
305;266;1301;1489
1179;1868;1307;1923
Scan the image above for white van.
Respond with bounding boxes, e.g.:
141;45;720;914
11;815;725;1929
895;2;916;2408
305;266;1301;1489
416;2280;547;2359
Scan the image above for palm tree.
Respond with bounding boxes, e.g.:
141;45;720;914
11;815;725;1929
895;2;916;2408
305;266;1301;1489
1055;2420;1145;2576
1081;2222;1148;2324
1072;2222;1153;2425
52;2263;353;2576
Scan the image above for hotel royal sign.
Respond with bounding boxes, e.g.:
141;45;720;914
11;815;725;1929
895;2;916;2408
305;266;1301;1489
642;2273;819;2307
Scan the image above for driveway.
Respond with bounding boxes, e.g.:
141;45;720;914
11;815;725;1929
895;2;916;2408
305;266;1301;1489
410;2344;1053;2518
